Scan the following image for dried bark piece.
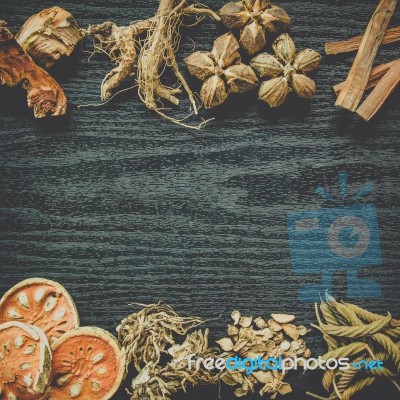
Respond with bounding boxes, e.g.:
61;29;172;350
0;22;67;118
224;63;259;93
16;7;82;69
325;25;400;55
356;59;400;121
333;60;397;96
335;0;398;111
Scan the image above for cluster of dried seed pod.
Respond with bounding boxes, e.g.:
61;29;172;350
117;302;218;400
217;310;310;398
308;293;400;400
185;32;258;109
251;33;321;107
219;0;291;55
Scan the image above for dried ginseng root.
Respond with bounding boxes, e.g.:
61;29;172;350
185;32;258;109
46;327;126;400
0;278;80;345
251;33;321;107
217;310;311;398
0;22;67;118
117;302;218;400
84;0;221;129
307;293;400;400
219;0;291;55
0;321;52;399
16;7;82;69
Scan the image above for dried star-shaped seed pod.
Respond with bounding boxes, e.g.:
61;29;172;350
251;33;321;107
219;0;291;55
185;32;258;109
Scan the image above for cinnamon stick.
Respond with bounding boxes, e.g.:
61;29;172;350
326;26;400;55
333;60;397;95
335;0;398;112
356;59;400;121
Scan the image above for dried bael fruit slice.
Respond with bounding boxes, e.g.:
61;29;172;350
0;321;52;399
0;278;79;345
48;327;125;400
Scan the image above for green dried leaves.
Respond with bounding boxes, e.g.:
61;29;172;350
251;33;321;107
218;310;310;398
185;33;258;109
309;295;400;400
219;1;291;55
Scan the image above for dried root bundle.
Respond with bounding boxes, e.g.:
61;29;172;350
117;302;218;400
307;293;400;400
217;310;310;398
84;0;221;128
0;21;67;118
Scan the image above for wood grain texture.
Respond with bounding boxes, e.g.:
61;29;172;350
0;1;399;399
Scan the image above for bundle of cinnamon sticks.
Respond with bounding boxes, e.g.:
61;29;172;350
326;0;400;121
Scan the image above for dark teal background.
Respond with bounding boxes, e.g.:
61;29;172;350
1;1;399;398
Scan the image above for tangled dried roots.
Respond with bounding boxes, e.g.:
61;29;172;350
84;0;220;128
83;19;152;101
118;302;219;400
117;302;205;371
137;1;197;118
130;329;218;400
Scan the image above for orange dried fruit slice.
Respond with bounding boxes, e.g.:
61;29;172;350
0;321;52;400
0;278;79;345
47;327;126;400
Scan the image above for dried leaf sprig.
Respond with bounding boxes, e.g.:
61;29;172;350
251;33;321;107
117;303;219;400
307;293;400;400
219;0;291;55
217;310;310;398
185;32;258;109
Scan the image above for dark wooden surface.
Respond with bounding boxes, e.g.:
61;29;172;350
1;1;399;399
